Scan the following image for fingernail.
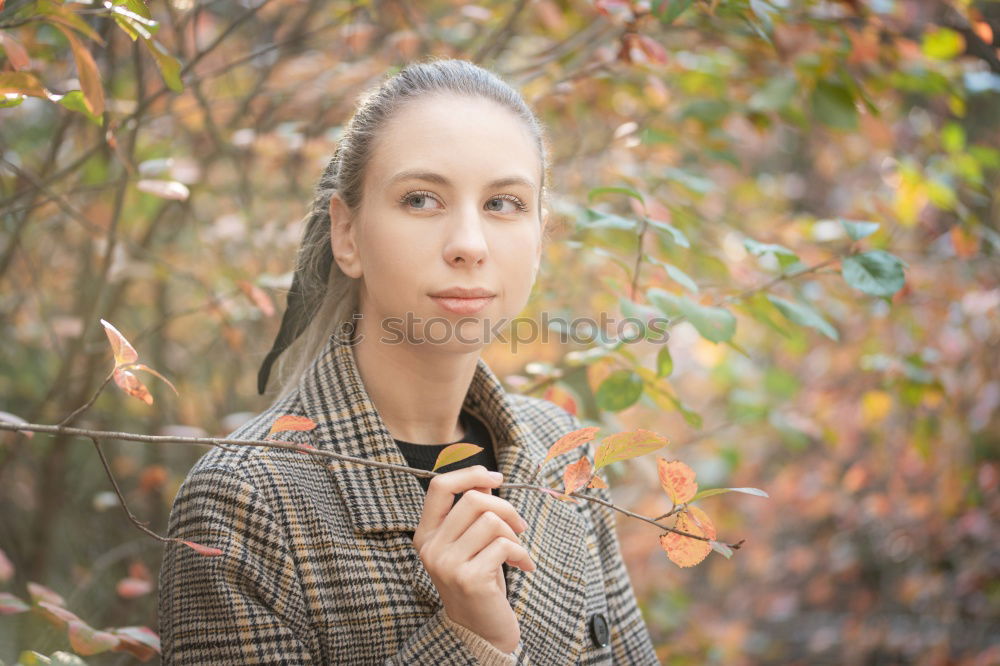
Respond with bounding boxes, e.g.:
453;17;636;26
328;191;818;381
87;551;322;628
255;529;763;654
518;518;528;531
488;471;503;482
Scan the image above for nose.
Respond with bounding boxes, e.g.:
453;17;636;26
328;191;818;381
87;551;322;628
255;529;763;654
443;201;488;267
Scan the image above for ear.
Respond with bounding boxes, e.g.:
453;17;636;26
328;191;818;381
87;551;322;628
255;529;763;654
329;193;362;279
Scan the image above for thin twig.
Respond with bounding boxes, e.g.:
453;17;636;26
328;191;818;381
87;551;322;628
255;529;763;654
1;421;732;545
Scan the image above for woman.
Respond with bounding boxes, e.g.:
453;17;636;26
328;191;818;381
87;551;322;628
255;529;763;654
157;58;659;665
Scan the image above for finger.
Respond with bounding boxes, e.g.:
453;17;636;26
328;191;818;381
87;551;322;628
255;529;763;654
447;510;521;565
432;490;526;547
472;536;536;574
420;466;503;532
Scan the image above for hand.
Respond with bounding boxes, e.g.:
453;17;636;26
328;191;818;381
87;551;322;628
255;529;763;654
411;466;535;654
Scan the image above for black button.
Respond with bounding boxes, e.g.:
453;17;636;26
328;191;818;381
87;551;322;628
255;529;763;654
589;612;610;647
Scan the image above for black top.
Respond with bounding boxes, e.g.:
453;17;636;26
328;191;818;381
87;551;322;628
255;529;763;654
393;409;499;505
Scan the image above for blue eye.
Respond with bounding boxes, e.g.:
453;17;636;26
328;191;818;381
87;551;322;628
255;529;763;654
400;191;442;210
487;194;529;213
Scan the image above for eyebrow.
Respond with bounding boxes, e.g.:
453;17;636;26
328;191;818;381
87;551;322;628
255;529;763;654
387;169;537;192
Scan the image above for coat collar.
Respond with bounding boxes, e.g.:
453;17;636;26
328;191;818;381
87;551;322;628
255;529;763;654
295;333;592;660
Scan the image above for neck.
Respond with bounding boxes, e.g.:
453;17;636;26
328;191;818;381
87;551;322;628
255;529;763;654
350;318;479;446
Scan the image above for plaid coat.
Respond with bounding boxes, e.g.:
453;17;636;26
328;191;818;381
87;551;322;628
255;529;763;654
157;333;660;664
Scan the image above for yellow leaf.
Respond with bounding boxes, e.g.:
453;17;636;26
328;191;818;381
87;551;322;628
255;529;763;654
432;442;483;471
541;426;600;466
657;458;698;505
659;506;716;567
861;390;892;426
100;319;139;366
268;414;317;435
594;428;668;469
129;363;179;396
562;456;592;496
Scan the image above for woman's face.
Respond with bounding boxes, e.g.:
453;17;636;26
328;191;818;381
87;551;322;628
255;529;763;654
331;93;546;351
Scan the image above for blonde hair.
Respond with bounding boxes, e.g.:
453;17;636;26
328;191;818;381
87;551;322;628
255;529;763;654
261;57;552;403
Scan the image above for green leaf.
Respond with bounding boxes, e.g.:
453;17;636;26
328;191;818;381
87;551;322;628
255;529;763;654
580;208;637;231
648;289;736;343
653;0;693;24
839;218;880;241
709;540;733;558
656;345;673;378
766;295;839;340
595;370;644;412
842;250;906;296
646;218;690;247
810;80;857;131
743;238;799;269
691;487;770;501
747;76;797;112
922;27;964;60
588;186;644;206
57;91;103;125
664;263;698;292
142;38;183;92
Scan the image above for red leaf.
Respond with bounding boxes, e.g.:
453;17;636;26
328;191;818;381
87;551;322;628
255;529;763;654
100;318;139;366
268;414;317;436
237;280;275;317
543;384;578;416
36;600;83;628
541;426;600;466
0;547;13;581
0;592;29;615
112;625;161;660
68;619;120;655
563;456;593;496
27;581;65;606
181;540;222;556
0;33;30;71
116;577;153;599
594;429;669;469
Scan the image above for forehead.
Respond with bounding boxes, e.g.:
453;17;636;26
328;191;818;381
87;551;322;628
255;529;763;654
365;93;541;190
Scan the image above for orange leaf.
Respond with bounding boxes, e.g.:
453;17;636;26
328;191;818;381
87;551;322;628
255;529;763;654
563;456;592;496
657;458;698;505
594;429;668;469
52;24;104;117
181;540;222;556
659;506;716;568
68;619;120;655
541;426;600;466
587;475;608;489
128;560;151;581
0;71;48;97
543;384;578;416
113;367;153;405
268;414;317;435
237;280;275;317
100;318;139;366
116;577;153;599
138;464;168;493
432;442;483;471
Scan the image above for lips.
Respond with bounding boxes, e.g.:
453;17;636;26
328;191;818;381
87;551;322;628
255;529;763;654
429;287;496;298
429;288;496;315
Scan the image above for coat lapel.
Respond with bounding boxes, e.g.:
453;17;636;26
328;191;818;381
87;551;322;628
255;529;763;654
297;334;590;661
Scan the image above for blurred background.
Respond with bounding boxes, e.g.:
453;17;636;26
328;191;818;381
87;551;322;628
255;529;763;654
1;0;997;664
